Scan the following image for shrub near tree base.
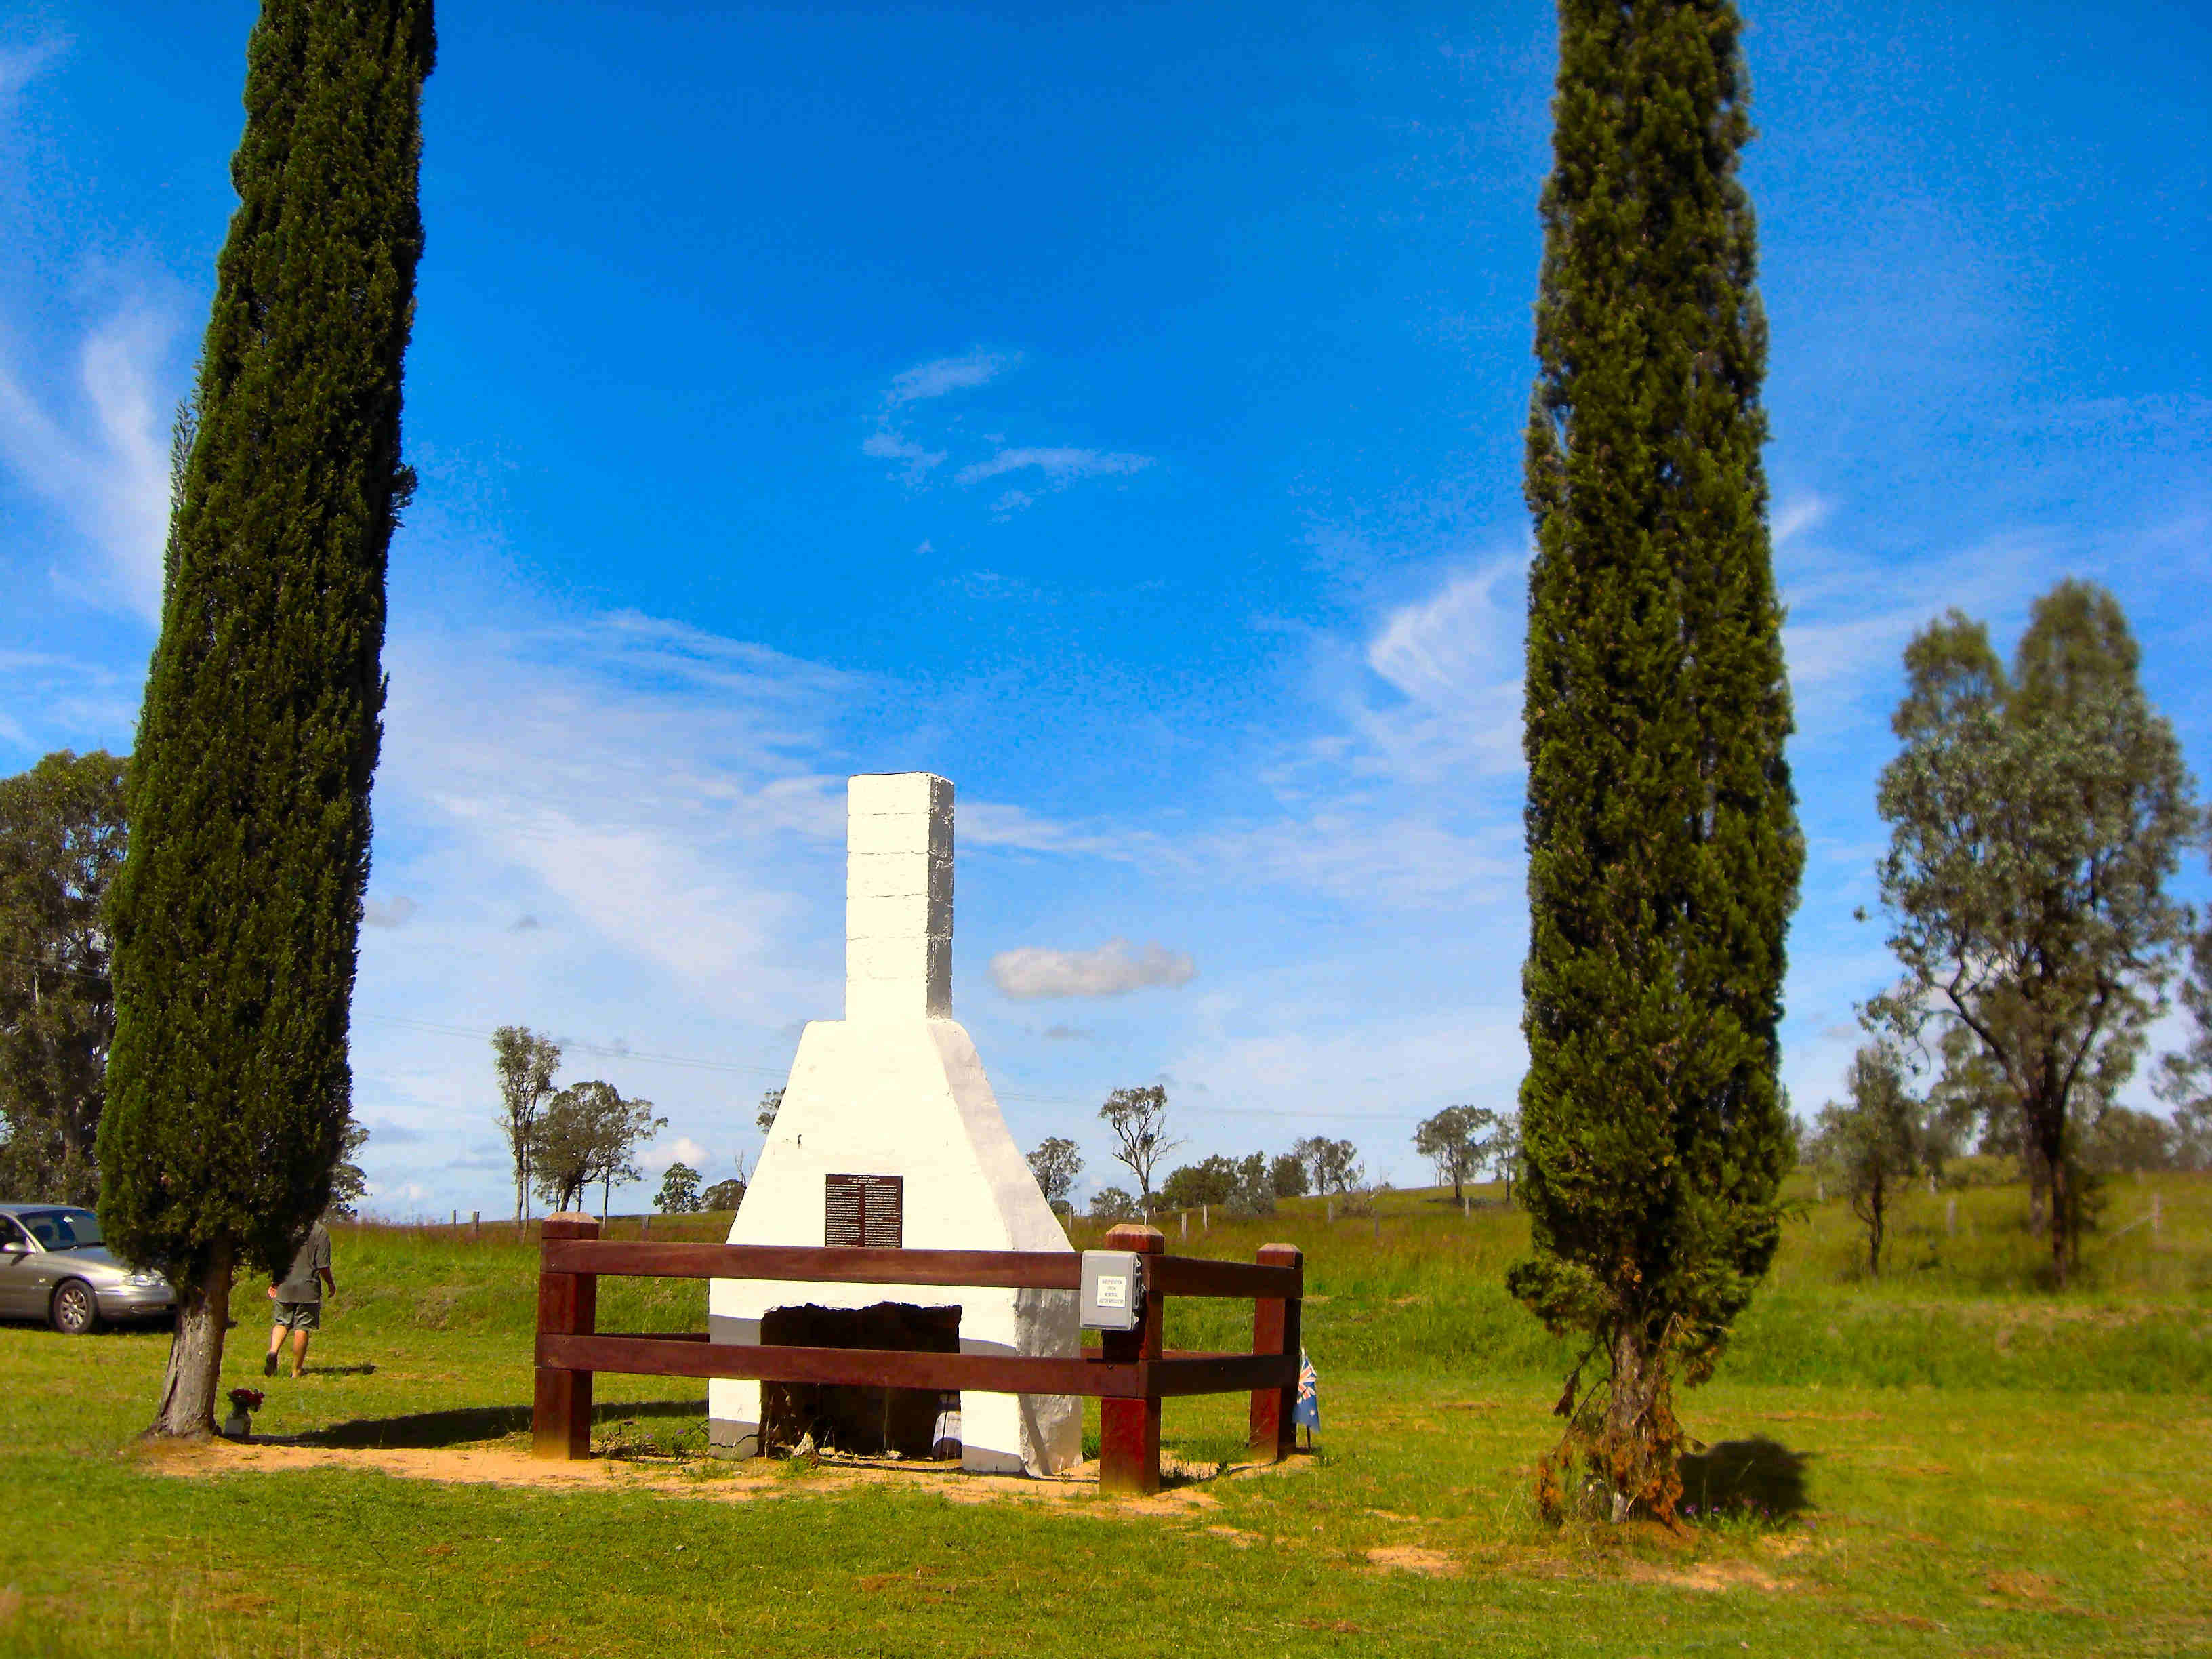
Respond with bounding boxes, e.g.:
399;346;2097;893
1511;0;1801;1523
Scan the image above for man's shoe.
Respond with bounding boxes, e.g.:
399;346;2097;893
264;1352;279;1377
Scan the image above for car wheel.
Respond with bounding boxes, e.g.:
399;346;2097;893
49;1279;101;1335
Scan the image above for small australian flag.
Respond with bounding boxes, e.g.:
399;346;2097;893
1293;1348;1319;1430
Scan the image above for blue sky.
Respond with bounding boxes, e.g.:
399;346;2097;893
2;1;2206;1217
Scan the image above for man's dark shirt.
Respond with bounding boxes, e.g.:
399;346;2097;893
276;1222;332;1303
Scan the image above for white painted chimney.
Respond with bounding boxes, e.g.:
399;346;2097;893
705;773;1081;1475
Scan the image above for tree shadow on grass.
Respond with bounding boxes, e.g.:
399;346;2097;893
298;1397;705;1450
1679;1437;1813;1521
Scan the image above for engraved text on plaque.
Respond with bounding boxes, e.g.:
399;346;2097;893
824;1174;904;1248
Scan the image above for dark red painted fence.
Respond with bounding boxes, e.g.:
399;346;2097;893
532;1216;1303;1495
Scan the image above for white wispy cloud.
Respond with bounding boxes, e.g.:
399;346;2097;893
0;294;181;620
861;352;1152;510
990;939;1197;999
1777;519;2057;731
379;607;861;1013
1771;493;1831;547
959;799;1157;861
1200;812;1519;909
955;446;1153;487
1349;556;1526;783
861;428;946;483
886;350;1017;406
0;37;68;112
0;647;140;758
363;895;419;928
863;351;1016;482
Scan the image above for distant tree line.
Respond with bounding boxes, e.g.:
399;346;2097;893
653;1162;746;1214
1019;1086;1524;1224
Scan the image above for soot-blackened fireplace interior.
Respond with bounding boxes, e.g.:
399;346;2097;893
758;1301;961;1458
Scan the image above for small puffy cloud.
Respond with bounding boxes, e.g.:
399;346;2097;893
887;350;1017;406
990;938;1196;1000
363;895;419;928
640;1136;708;1176
956;447;1152;487
1042;1024;1094;1041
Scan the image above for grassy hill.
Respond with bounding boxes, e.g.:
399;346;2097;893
317;1167;2212;1392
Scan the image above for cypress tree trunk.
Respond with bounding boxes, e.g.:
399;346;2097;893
155;1245;235;1437
1507;0;1801;1522
96;0;434;1437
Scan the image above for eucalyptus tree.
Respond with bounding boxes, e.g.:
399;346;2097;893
0;750;127;1203
1811;1045;1936;1277
493;1025;562;1225
1099;1084;1181;1214
1025;1135;1082;1209
1413;1105;1495;1203
1867;583;2196;1285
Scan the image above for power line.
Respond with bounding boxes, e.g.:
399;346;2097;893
361;1017;1420;1122
362;1015;792;1080
0;953;1423;1125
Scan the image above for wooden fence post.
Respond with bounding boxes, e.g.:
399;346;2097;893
1249;1243;1302;1462
1099;1223;1164;1496
533;1212;600;1460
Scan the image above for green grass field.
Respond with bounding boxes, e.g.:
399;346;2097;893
2;1171;2207;1656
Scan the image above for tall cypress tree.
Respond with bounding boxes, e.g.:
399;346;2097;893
98;0;435;1437
1507;0;1801;1521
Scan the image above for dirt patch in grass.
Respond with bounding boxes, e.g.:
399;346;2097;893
1365;1545;1461;1577
1620;1557;1786;1593
138;1435;1308;1517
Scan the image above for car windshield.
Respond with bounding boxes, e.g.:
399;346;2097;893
18;1209;103;1250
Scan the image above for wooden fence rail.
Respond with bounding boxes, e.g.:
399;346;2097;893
532;1216;1303;1495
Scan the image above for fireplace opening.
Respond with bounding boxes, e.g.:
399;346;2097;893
759;1301;962;1458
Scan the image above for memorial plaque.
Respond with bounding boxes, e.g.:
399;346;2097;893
825;1174;903;1248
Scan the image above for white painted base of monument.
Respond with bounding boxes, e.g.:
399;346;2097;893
706;1019;1080;1475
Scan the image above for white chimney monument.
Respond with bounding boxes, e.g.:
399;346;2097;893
706;773;1082;1475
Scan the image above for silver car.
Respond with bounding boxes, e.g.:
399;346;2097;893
0;1204;176;1334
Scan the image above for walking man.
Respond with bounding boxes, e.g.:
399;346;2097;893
265;1215;335;1378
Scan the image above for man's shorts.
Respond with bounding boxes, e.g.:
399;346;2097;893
272;1300;321;1331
